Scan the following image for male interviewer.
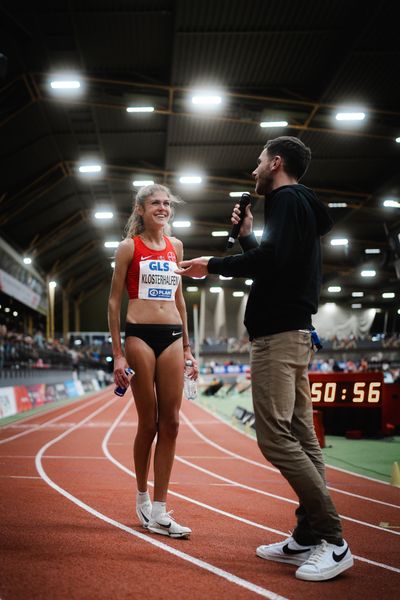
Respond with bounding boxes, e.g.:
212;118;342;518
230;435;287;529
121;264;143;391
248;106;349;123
176;136;353;582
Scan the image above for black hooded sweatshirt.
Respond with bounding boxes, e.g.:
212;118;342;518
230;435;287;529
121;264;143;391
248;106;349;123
208;184;333;340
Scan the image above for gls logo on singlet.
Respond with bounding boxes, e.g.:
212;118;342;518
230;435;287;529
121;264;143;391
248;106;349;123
149;261;169;272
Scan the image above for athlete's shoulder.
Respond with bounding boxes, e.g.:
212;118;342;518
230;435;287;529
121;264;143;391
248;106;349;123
116;237;135;259
167;235;183;251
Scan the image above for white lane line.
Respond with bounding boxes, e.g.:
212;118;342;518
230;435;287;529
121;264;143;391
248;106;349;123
180;410;400;510
45;455;107;460
0;390;112;428
0;475;41;479
0;394;96;427
190;402;394;487
178;456;237;459
35;398;289;600
0;391;111;444
105;401;400;574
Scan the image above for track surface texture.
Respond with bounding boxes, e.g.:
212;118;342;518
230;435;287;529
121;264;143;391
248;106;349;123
1;388;399;599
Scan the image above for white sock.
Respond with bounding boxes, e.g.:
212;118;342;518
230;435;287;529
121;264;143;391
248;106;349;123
151;501;166;519
136;490;150;505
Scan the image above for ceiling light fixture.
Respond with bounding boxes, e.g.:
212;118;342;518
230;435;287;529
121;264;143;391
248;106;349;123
191;95;222;106
209;287;222;293
328;286;341;293
23;257;32;265
260;121;288;128
335;112;366;121
382;292;395;298
104;241;119;248
361;270;376;277
229;191;249;197
364;248;381;254
352;292;364;297
186;286;199;292
383;199;400;208
330;238;349;246
126;106;154;113
211;231;229;237
133;180;154;187
78;164;102;173
233;291;245;297
328;202;348;208
179;176;202;184
173;220;191;228
50;79;81;89
95;211;113;219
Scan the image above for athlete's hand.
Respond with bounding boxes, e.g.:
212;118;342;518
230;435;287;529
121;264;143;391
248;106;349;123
184;348;199;380
175;257;210;278
113;356;130;387
232;202;253;237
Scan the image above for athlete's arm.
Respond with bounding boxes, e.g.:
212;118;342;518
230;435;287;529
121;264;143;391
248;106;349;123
108;238;134;387
171;237;198;379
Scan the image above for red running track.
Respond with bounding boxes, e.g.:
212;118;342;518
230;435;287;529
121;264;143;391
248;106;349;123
1;388;400;599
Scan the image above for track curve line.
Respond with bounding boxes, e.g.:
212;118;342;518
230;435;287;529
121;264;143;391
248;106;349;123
34;396;289;600
104;399;400;575
180;410;400;510
0;389;111;444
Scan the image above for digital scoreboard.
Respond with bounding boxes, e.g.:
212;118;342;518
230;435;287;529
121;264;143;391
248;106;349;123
309;372;382;406
308;372;400;436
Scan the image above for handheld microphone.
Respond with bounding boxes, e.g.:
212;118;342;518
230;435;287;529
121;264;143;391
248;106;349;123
226;192;252;249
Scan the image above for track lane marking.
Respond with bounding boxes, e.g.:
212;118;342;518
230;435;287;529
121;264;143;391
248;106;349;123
105;401;400;574
180;409;400;510
0;390;111;444
35;397;289;600
189;402;394;487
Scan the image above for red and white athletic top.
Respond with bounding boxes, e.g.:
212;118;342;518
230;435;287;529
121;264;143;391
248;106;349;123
126;235;180;301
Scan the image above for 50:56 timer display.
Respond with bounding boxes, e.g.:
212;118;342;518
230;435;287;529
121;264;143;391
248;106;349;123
310;380;382;405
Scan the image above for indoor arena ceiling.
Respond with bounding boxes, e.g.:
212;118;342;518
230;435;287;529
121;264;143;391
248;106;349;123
1;0;400;310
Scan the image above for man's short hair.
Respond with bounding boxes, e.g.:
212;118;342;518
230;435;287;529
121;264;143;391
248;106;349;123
264;136;311;180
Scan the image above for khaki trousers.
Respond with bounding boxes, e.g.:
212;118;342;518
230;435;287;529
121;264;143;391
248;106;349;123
251;330;342;545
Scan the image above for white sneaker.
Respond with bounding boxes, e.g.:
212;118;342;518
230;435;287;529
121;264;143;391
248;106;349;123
295;539;353;581
256;536;316;566
147;510;191;539
136;499;152;529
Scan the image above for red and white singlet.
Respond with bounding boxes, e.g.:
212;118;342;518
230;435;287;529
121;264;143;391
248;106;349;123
126;235;180;301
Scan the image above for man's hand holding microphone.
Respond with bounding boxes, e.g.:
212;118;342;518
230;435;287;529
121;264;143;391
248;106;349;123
175;192;253;277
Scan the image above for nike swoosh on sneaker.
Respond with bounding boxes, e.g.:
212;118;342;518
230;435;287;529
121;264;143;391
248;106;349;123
156;521;172;529
332;546;349;562
139;509;149;523
282;544;311;556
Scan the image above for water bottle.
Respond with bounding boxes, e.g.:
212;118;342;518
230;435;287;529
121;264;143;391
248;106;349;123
114;367;134;396
184;360;197;400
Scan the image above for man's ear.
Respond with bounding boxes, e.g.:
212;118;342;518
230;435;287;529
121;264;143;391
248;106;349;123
273;155;282;170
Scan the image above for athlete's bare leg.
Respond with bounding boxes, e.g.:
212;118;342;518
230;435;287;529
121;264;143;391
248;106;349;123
153;339;184;502
125;337;157;492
